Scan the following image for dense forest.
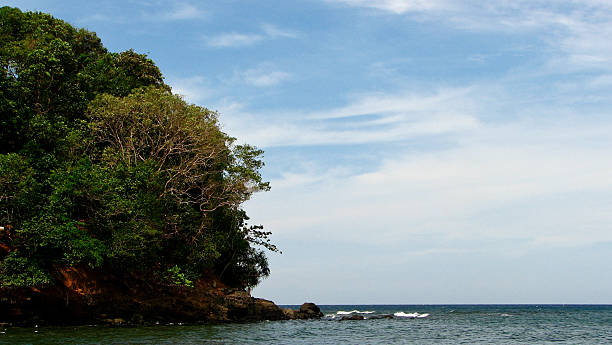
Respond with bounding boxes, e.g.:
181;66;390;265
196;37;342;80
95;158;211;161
0;7;277;292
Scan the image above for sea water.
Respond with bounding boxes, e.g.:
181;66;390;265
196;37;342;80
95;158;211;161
2;305;612;344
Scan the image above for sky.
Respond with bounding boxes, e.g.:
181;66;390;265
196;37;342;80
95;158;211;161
6;0;612;304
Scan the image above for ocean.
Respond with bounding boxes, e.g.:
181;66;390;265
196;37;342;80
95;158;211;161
2;305;612;344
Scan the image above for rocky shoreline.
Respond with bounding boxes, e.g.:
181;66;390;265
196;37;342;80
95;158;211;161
0;288;323;326
0;268;322;326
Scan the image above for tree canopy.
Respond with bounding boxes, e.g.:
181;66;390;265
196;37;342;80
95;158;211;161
0;7;275;290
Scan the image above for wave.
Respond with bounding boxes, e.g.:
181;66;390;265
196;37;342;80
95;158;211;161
394;312;429;318
336;310;375;315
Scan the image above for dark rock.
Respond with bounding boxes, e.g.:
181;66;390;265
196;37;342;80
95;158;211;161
0;283;288;325
223;290;286;322
0;267;322;325
282;308;297;319
282;302;324;320
130;313;144;324
299;303;323;318
340;314;364;321
101;318;125;325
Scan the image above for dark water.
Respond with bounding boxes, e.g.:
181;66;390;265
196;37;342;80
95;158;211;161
2;305;612;344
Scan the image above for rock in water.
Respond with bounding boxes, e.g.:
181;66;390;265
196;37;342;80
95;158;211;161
281;303;323;320
340;314;365;321
282;308;298;319
298;303;324;319
223;291;286;322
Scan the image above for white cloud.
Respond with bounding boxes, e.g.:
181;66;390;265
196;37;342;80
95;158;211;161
227;71;612;255
141;2;206;21
163;3;206;20
220;87;480;147
331;0;563;31
246;118;612;250
245;70;291;87
78;2;205;23
239;64;292;87
329;0;612;70
553;12;612;69
206;33;264;47
308;87;475;119
205;23;297;48
331;0;452;14
261;23;298;38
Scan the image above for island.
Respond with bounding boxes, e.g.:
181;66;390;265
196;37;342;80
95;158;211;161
0;6;321;325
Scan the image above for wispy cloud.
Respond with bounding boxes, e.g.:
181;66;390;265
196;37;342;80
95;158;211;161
205;23;298;48
141;2;205;21
261;23;298;38
77;2;206;24
329;0;612;70
330;0;563;30
250;114;612;303
307;88;475;120
220;87;480;147
551;11;612;70
331;0;452;14
237;64;292;87
206;33;264;47
228;67;612;251
161;2;206;20
246;115;612;248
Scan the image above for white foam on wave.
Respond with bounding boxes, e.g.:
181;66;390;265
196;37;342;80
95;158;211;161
394;312;429;318
394;312;418;318
336;310;375;315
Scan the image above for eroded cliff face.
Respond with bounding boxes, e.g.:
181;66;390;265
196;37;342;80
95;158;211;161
0;267;313;326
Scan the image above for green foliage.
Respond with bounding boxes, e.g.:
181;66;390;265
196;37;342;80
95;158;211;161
84;87;276;283
212;209;273;289
0;7;275;290
0;253;52;287
0;153;42;226
162;265;195;287
0;6;165;155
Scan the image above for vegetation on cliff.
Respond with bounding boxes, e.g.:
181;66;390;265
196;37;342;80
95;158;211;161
0;7;276;292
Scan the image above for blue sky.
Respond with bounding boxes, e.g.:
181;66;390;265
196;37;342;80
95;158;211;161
7;0;612;304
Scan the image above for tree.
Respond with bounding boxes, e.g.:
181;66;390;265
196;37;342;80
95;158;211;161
0;7;275;289
84;87;273;281
0;6;166;155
